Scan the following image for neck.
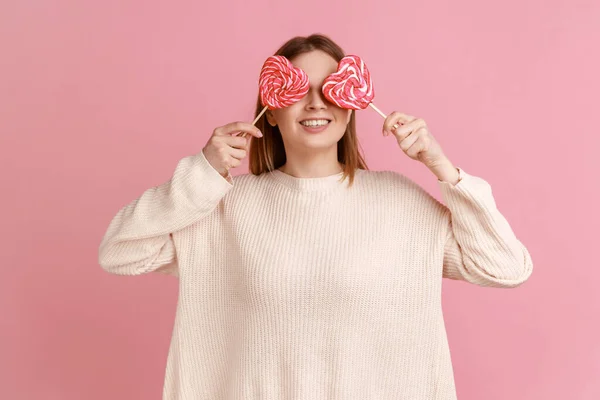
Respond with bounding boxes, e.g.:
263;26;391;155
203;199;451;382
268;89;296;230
279;148;343;178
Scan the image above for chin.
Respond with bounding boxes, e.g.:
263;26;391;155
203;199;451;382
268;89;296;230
301;132;344;149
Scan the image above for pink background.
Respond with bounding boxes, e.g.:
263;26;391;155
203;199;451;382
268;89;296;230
1;0;598;399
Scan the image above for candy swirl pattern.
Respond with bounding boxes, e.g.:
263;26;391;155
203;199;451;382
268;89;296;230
322;55;374;110
259;56;310;109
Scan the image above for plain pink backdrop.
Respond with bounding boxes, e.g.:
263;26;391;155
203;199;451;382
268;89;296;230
1;0;598;399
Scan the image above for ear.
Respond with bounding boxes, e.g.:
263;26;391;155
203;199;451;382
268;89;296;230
266;110;277;127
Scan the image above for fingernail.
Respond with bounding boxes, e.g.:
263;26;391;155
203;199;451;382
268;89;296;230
257;130;263;137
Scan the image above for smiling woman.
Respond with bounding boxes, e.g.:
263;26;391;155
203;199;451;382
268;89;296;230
249;35;367;183
98;33;533;400
264;49;352;156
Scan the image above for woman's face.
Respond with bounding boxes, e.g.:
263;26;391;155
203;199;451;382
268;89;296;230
267;50;352;152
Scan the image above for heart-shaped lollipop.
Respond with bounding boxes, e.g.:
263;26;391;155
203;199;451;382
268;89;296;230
323;55;397;128
259;55;309;110
241;56;310;138
322;55;374;110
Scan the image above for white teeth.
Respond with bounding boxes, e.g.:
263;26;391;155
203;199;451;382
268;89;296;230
300;119;330;127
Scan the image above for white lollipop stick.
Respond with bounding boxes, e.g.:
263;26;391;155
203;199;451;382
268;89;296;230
239;105;268;138
369;103;400;130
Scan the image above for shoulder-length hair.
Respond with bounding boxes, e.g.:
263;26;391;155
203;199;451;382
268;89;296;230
248;34;369;186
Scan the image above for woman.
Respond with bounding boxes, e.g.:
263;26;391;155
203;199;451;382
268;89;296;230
98;34;533;400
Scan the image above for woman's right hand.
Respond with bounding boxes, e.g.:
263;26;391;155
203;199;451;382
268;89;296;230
202;122;263;178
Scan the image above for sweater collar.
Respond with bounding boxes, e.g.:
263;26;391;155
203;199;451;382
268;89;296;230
268;168;351;192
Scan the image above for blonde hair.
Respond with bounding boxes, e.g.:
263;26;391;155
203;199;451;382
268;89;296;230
248;34;369;186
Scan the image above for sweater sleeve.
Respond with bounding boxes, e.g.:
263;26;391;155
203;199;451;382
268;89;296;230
437;167;533;288
98;150;233;277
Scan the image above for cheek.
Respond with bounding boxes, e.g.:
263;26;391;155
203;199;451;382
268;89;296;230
334;109;351;125
274;106;302;128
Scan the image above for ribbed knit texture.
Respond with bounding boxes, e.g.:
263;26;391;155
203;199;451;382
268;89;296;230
98;150;533;400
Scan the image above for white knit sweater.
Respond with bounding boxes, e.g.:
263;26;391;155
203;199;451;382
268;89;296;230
98;149;533;400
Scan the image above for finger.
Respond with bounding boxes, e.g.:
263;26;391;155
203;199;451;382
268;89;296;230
222;135;249;150
392;119;426;142
228;147;247;160
383;112;417;136
382;112;405;134
398;126;422;152
214;122;263;138
225;156;242;170
406;132;429;159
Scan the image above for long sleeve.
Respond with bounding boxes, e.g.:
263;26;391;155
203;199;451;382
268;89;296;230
98;150;233;276
438;167;533;288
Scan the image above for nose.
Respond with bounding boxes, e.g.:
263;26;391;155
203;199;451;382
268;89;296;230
305;88;327;111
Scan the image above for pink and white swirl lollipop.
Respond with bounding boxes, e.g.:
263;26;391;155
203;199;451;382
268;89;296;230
259;56;309;110
323;55;397;128
322;55;374;110
241;55;309;138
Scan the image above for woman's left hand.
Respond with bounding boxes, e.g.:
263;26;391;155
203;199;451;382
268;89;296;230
383;112;461;184
382;112;447;168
